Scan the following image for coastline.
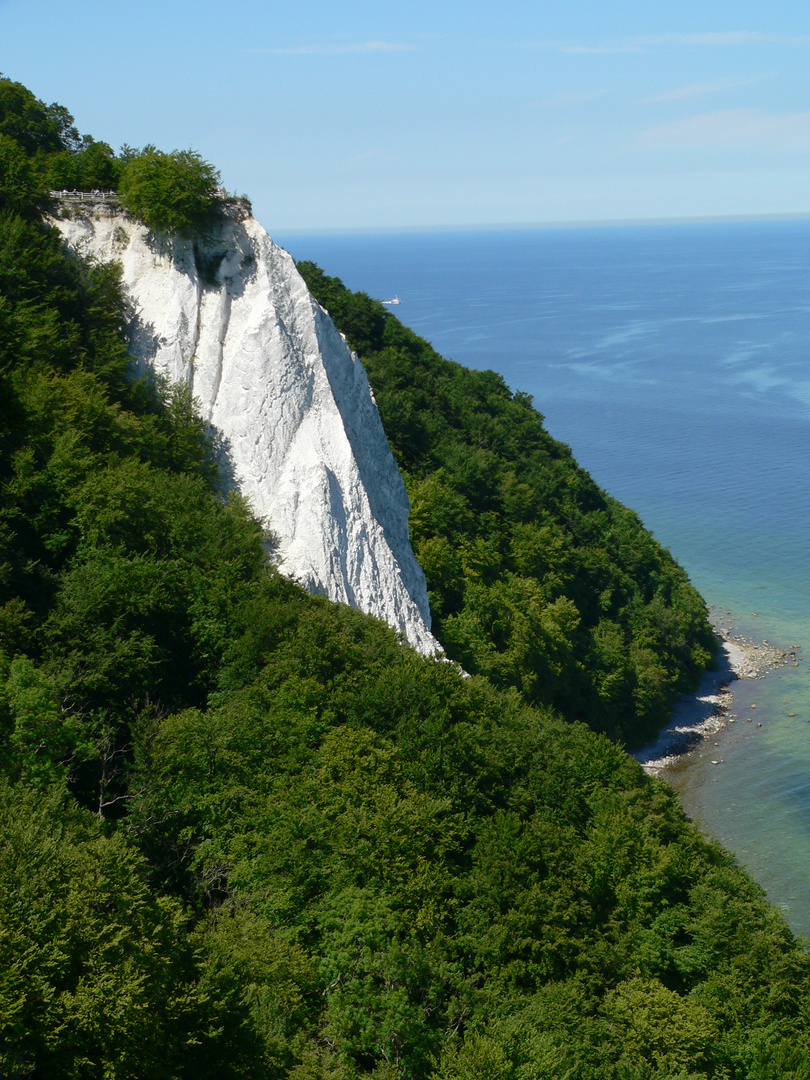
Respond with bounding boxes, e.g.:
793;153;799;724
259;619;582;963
635;615;801;775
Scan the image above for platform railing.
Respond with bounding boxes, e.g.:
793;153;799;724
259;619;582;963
49;189;120;201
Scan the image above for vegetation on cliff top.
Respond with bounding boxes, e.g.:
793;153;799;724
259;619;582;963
0;77;222;237
117;146;222;237
1;76;809;1079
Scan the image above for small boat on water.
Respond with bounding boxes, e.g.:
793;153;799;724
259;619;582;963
381;295;401;306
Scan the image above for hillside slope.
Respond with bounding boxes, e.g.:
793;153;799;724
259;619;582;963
2;77;809;1080
298;263;716;747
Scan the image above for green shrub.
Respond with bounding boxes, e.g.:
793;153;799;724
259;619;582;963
119;146;220;237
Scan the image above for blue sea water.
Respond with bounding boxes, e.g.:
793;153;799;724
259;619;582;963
278;220;810;937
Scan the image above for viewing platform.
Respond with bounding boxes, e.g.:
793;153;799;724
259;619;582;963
50;189;120;203
48;189;252;221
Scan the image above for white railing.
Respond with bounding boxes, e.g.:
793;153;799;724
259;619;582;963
50;189;247;204
49;189;119;201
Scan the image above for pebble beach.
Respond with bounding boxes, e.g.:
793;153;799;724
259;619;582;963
635;614;802;775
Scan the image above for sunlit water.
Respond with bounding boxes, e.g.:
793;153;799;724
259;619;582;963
278;220;810;937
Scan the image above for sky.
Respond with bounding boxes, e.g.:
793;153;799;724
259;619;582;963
3;0;810;232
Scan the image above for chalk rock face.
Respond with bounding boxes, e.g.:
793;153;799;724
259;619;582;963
53;202;438;654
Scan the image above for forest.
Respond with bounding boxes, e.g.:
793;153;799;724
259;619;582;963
2;76;810;1079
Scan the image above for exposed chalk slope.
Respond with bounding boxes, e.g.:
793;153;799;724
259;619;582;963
53;201;438;654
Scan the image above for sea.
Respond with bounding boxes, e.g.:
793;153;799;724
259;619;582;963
277;219;810;939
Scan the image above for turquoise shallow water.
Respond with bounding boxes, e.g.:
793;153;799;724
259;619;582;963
279;220;810;936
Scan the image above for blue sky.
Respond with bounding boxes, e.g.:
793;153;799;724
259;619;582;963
3;0;810;231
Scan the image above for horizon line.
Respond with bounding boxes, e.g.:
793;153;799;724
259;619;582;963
273;210;810;237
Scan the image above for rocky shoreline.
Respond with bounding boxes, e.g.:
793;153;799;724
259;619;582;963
635;610;802;774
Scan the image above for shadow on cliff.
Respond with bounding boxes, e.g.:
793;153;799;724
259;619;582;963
124;308;164;373
141;216;259;299
193;220;258;298
209;422;280;563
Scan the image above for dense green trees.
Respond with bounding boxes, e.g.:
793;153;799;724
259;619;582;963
0;79;71;156
2;76;810;1078
47;138;121;192
0;783;224;1078
125;609;810;1078
0;132;48;216
297;262;716;747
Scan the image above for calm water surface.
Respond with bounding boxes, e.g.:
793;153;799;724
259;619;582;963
279;220;810;936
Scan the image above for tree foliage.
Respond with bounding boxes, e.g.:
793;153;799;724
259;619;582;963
0;78;71;156
1;77;809;1079
0;782;231;1079
119;146;221;236
46;138;121;192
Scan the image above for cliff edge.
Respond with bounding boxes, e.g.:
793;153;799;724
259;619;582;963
52;200;438;654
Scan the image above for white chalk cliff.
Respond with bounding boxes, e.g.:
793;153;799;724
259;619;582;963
53;200;438;655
